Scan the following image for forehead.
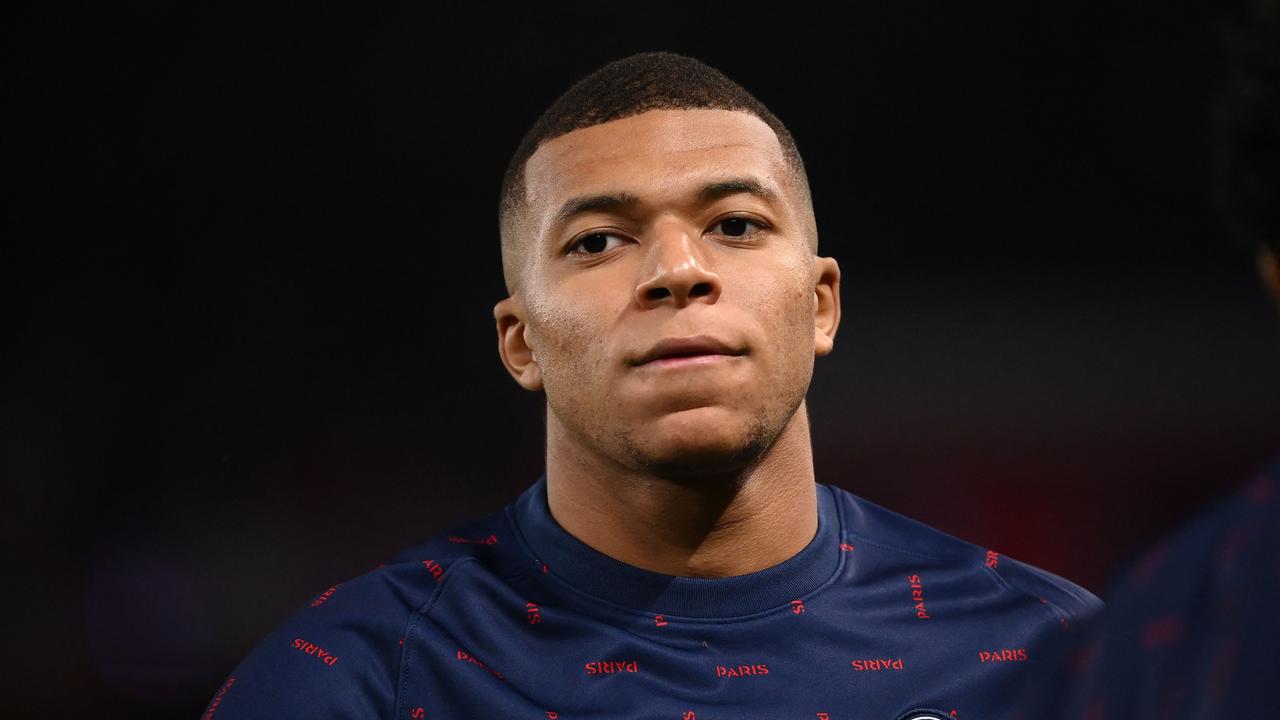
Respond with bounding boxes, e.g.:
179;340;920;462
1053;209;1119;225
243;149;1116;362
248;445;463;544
523;108;793;234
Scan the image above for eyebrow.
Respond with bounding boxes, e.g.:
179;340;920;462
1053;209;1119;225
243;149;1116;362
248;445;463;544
548;177;782;233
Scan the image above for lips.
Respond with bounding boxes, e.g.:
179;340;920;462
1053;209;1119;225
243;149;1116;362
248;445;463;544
631;335;745;366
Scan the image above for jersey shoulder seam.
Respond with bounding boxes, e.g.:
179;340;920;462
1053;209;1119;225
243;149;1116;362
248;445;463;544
841;530;953;562
828;485;975;563
985;557;1102;627
391;555;481;720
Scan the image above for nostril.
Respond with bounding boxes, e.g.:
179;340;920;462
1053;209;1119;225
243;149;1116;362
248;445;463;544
690;282;713;297
646;287;671;301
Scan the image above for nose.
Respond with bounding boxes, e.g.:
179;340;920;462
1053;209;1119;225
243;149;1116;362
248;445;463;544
634;221;722;309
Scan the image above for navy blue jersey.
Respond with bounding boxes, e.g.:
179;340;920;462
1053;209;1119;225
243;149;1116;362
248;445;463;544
1009;453;1280;719
203;476;1101;719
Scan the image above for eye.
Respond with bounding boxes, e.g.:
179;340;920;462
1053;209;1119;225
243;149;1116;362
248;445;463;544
568;232;630;255
709;216;768;238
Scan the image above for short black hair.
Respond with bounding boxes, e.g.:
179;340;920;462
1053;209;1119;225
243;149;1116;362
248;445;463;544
1212;0;1280;254
497;51;815;294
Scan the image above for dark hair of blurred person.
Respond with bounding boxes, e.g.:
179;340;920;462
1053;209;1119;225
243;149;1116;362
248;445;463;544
1011;1;1280;716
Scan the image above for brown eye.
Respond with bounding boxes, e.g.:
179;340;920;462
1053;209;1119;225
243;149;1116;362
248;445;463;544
569;232;627;255
712;217;765;238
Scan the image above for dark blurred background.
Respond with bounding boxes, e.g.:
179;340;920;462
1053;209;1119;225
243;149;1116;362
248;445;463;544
6;2;1278;716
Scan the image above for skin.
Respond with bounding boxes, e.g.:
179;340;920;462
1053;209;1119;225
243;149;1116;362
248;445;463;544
493;108;841;578
1260;247;1280;312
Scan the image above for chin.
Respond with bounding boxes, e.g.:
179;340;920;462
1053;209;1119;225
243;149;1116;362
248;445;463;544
618;407;773;478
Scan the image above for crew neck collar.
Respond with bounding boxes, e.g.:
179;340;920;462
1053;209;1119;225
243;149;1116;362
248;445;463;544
508;474;842;619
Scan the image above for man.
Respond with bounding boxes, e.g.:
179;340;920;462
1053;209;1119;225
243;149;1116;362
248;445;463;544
204;51;1100;719
1010;1;1280;716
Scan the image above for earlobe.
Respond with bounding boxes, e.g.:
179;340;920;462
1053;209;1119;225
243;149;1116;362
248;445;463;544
812;256;841;357
493;296;543;391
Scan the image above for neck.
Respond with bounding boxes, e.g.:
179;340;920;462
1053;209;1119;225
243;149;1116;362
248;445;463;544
543;403;819;578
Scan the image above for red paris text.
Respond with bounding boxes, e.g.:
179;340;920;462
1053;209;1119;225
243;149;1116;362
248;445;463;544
290;638;339;666
585;659;639;675
716;663;769;678
456;649;505;680
908;574;929;619
851;658;905;671
978;648;1028;663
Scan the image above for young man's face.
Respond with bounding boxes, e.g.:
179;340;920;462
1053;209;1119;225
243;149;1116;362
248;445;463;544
497;108;840;477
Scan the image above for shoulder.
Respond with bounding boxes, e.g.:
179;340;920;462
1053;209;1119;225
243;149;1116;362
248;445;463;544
1111;460;1279;606
826;482;1103;624
1084;458;1280;646
200;562;432;720
1064;460;1280;715
1007;456;1280;719
202;508;514;719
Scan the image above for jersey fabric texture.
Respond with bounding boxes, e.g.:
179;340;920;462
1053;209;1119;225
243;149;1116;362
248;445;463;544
203;476;1102;720
1008;452;1280;719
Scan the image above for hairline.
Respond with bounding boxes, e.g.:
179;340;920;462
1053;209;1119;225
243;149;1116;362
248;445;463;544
499;108;816;296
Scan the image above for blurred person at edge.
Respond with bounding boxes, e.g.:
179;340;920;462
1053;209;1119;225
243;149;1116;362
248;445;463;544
1010;1;1280;717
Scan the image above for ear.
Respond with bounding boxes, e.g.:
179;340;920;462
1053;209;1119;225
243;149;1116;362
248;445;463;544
494;295;543;391
1259;247;1280;311
813;255;841;357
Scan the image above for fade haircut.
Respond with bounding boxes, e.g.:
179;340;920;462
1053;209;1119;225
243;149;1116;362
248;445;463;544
497;51;816;295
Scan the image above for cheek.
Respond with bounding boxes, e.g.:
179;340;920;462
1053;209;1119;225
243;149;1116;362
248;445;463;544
761;291;818;398
745;257;815;347
526;300;611;393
